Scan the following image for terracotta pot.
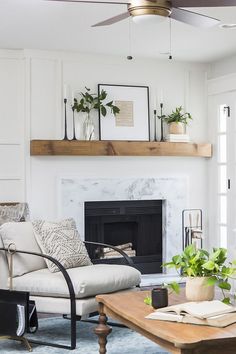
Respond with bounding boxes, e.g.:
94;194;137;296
185;277;215;301
169;122;185;134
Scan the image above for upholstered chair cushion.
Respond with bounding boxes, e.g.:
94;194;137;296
0;203;29;226
12;264;141;299
0;222;46;277
32;218;92;273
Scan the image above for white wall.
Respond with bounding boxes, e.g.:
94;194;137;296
208;53;236;79
1;49;209;248
27;50;209;142
0;50;25;202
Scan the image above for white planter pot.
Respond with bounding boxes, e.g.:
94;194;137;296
185;277;215;301
169;122;185;135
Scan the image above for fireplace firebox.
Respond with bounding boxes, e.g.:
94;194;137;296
84;200;163;274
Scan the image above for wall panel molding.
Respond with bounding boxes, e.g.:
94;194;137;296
208;73;236;96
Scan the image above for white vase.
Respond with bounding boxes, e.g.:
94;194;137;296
185;277;215;301
169;122;185;134
83;113;95;141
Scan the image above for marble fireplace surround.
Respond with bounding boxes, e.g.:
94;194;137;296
59;177;187;269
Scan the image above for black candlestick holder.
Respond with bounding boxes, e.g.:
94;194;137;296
63;98;68;140
158;103;164;142
72;106;76;140
154;109;157;142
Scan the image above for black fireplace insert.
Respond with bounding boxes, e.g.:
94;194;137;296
84;200;163;274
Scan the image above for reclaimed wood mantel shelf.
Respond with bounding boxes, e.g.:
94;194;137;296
30;140;212;157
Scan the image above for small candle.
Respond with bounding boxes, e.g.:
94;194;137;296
63;84;68;99
153;92;157;111
158;89;164;105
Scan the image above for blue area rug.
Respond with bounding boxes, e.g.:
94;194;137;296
0;317;170;354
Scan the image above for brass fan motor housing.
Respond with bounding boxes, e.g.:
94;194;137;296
128;0;172;18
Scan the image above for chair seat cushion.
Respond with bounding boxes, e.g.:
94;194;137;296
13;264;141;299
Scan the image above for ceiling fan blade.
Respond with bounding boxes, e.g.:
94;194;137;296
47;0;129;5
171;7;220;27
172;0;236;7
92;12;130;26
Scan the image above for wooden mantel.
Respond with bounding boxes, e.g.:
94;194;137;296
30;140;212;157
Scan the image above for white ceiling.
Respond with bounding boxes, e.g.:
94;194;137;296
1;0;236;62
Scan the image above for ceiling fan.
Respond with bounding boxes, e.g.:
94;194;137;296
47;0;236;28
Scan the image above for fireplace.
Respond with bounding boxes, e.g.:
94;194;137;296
84;200;163;274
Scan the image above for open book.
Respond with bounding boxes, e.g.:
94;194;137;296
146;300;236;328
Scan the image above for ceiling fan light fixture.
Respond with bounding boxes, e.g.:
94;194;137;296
132;13;166;24
128;1;171;25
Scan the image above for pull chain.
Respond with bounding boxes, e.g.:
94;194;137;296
169;18;172;60
127;17;133;60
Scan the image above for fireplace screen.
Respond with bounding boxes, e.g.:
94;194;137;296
84;200;163;274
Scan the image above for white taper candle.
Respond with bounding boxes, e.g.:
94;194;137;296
63;84;68;99
159;89;164;104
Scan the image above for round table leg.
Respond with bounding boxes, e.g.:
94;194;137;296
94;305;112;354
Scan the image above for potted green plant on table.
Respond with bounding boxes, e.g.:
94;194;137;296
164;244;236;304
164;106;192;135
72;87;120;140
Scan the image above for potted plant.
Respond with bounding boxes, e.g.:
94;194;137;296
72;87;120;140
164;106;192;135
164;244;236;304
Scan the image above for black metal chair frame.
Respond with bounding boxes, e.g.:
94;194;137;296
0;241;134;350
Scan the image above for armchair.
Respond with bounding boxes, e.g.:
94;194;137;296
0;223;141;350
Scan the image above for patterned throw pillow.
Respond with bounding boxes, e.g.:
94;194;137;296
32;218;92;273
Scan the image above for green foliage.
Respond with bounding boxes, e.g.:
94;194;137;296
72;87;120;117
222;297;231;305
163;106;192;125
168;281;181;294
163;244;236;303
144;296;152;306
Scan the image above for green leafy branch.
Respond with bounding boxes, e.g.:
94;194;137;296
72;87;120;117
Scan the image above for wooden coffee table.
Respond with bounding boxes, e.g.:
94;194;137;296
95;290;236;354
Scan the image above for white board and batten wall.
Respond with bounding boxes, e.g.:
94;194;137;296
0;50;25;201
1;49;209;249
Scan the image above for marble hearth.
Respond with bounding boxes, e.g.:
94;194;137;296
59;177;187;273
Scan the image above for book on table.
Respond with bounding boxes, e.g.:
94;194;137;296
146;300;236;327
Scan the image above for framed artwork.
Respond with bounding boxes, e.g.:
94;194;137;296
98;84;150;141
